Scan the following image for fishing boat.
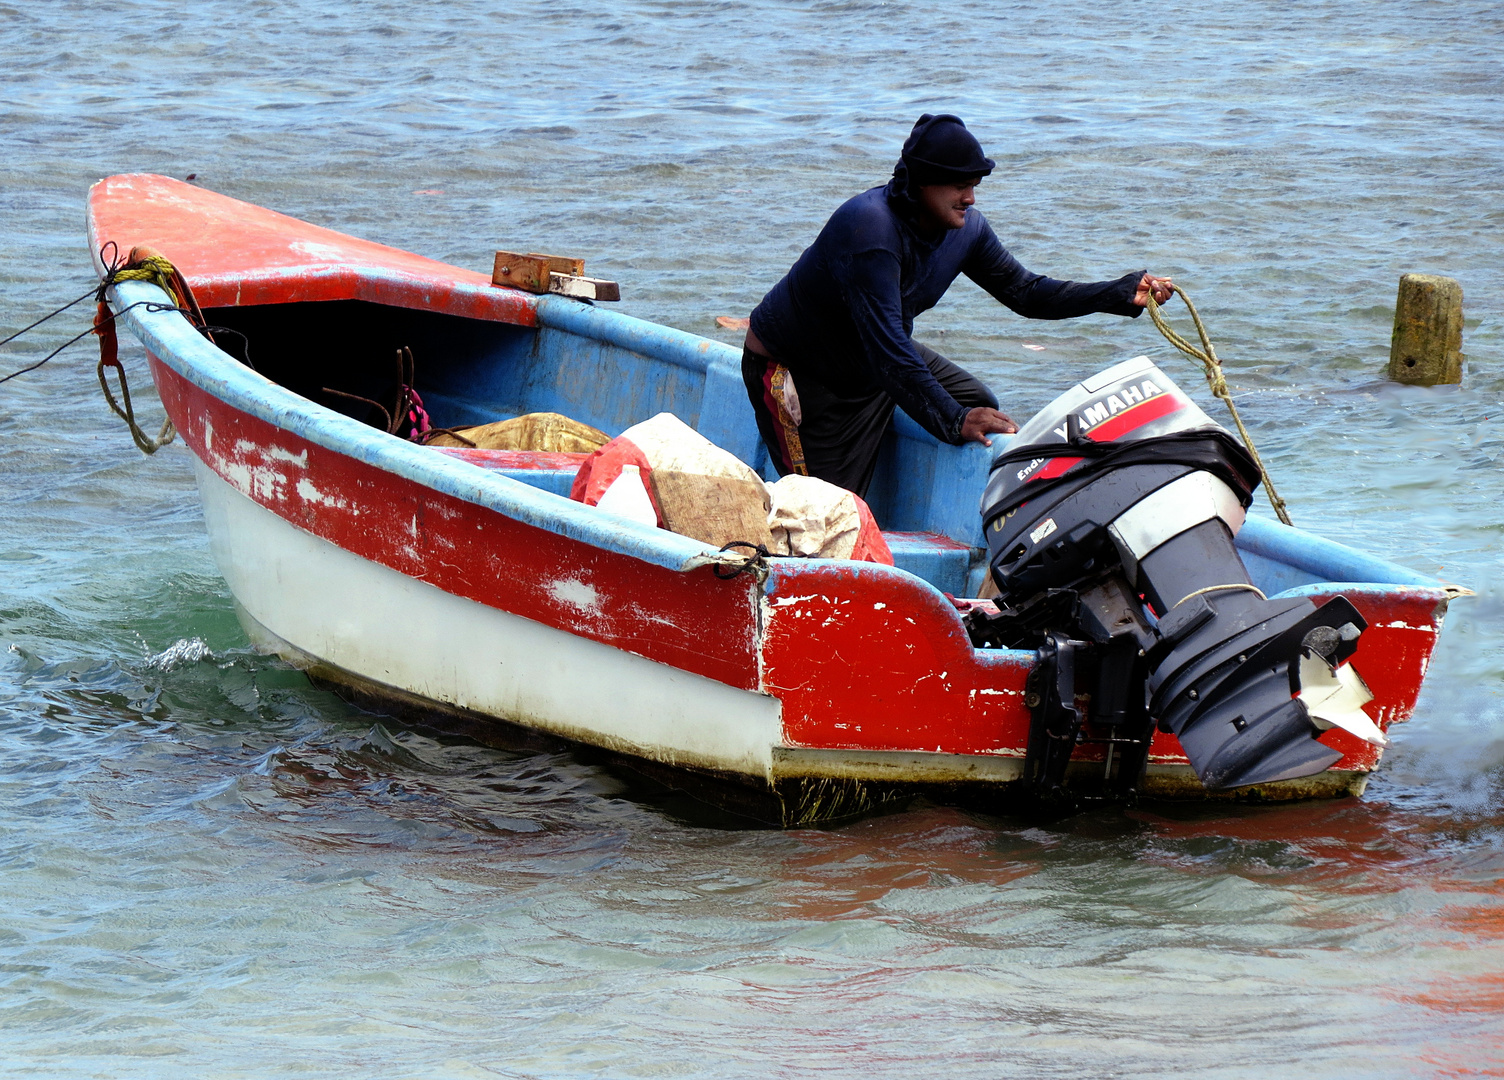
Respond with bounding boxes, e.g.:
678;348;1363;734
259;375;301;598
86;173;1457;825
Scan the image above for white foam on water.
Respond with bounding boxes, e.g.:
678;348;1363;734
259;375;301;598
146;637;215;671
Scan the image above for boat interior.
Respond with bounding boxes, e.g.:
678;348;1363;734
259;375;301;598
202;297;997;595
196;292;1439;606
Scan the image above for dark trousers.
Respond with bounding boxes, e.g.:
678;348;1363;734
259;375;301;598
742;342;998;498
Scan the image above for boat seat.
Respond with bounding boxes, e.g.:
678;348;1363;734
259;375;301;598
432;447;588;497
881;530;979;597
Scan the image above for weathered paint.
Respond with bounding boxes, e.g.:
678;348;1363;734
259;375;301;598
153;356;765;690
760;560;1036;756
87;173;539;325
198;462;784;779
759;563;1447;773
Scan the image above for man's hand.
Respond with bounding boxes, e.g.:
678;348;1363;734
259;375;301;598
960;407;1018;447
1133;273;1175;307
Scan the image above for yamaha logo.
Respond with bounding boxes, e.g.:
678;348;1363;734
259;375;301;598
1052;379;1165;438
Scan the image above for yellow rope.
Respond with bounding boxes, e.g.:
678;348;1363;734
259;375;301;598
108;255;181;292
1144;285;1292;526
1172;583;1268;610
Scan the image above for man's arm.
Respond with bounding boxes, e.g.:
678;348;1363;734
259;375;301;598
962;217;1145;320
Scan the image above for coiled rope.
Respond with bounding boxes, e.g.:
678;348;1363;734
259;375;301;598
1144;285;1292;526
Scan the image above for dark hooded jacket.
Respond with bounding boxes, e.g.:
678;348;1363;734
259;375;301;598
748;173;1145;445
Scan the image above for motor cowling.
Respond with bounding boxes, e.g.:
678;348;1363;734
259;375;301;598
973;356;1383;796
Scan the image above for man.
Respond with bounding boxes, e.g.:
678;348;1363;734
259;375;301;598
742;113;1175;497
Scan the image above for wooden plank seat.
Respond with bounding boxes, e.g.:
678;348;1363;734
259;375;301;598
881;530;977;597
431;447;591;497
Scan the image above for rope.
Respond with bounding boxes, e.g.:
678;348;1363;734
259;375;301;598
86;244;218;455
103;252;209;329
1171;583;1267;611
0;272;122;384
1;314;102;385
320;387;393;431
1;245;221;388
97;344;176;455
319;346;432;440
109;257;176;286
417;426;479;447
1;299;181;386
2;246;225;457
94;297;179;455
1144;285;1292;526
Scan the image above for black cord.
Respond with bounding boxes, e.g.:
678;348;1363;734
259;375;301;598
200;325;253;369
713;540;771;580
0;301;185;386
0;286;100;349
1;241;247;386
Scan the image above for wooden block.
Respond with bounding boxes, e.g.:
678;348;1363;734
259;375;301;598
492;251;551;293
493;250;616;299
548;274;621;302
1388;273;1464;386
528;252;586;277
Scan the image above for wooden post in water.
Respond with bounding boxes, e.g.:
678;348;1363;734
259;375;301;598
1388;274;1464;385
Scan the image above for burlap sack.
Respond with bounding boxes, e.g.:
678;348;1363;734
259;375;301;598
427;412;609;452
766;473;893;564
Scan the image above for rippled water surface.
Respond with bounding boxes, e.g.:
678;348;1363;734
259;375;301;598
2;1;1502;1075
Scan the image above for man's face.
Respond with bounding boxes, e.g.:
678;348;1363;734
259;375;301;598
917;180;978;230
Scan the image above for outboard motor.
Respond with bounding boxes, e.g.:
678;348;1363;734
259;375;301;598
970;356;1384;806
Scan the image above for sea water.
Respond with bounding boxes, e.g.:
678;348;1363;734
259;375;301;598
1;1;1501;1075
